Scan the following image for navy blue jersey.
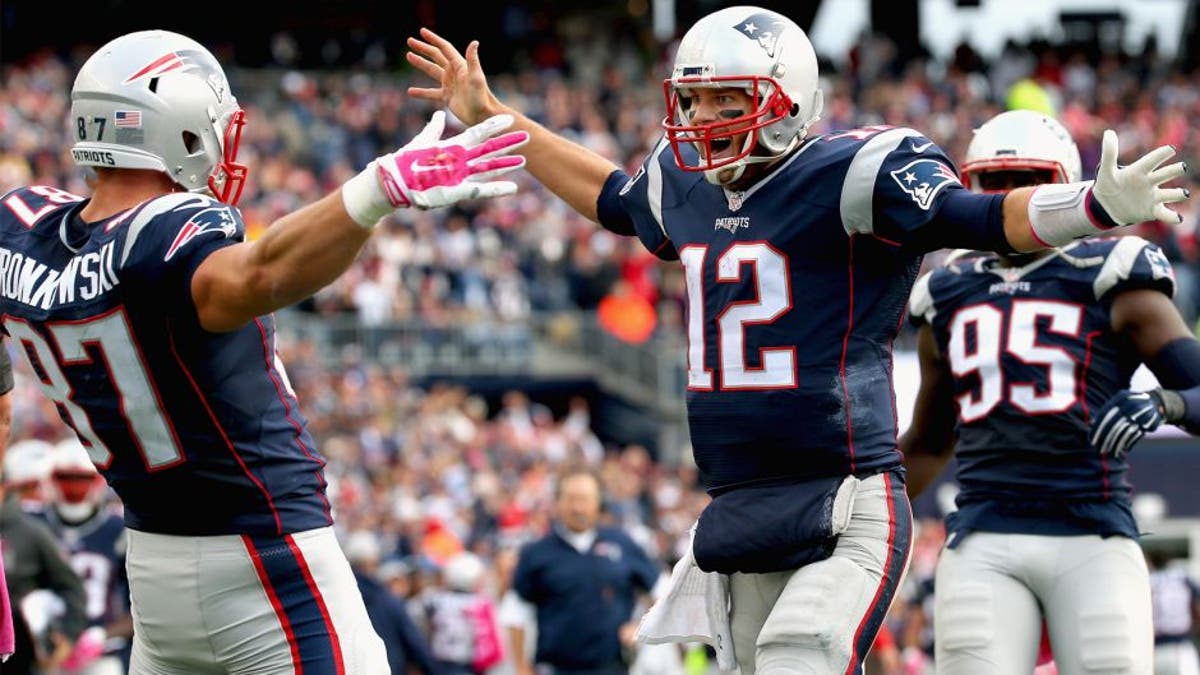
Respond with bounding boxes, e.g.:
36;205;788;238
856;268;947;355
0;187;331;536
618;126;967;490
909;236;1175;537
36;506;128;647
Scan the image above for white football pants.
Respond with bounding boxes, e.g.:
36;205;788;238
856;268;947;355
935;531;1153;675
125;526;389;674
728;471;913;674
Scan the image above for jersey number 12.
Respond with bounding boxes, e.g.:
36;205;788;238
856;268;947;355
681;242;796;391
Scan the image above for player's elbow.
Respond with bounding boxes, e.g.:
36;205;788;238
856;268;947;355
192;248;277;332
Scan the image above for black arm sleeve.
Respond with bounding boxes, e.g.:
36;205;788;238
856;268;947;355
1147;337;1200;389
905;190;1013;255
596;170;637;236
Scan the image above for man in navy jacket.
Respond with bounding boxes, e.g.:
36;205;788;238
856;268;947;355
510;470;661;675
344;531;440;675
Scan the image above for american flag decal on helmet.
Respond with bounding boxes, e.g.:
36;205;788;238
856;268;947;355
733;12;788;58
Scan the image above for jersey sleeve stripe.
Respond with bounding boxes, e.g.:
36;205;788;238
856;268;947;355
839;128;922;236
1091;236;1153;300
119;193;212;267
646;136;671;239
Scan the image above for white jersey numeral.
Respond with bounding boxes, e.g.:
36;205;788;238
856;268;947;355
70;551;114;620
5;309;182;469
947;299;1082;421
681;243;796;391
3;186;83;227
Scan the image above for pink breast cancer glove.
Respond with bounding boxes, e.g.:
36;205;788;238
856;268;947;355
342;110;528;226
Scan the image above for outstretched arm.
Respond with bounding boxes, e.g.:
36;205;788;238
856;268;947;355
407;29;618;222
900;325;960;498
1001;132;1188;252
191;111;526;331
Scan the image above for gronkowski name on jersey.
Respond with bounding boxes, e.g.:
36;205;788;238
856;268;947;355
617;126;967;490
0;186;331;536
909;236;1175;537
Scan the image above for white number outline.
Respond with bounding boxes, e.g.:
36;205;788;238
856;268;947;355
3;186;83;228
5;307;184;470
946;299;1083;422
681;242;797;391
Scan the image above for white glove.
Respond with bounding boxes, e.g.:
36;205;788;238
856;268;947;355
1092;129;1189;226
342;111;528;226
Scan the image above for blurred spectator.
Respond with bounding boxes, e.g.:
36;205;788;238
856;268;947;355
867;622;902;674
1147;549;1200;675
426;552;504;675
508;470;661;675
597;280;657;345
0;477;87;674
344;529;439;675
3;439;54;514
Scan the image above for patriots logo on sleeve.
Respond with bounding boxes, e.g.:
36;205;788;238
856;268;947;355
890;159;961;210
164;207;238;261
733;12;788;58
1144;245;1175;282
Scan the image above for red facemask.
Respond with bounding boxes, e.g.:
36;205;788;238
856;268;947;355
661;76;793;174
51;471;100;504
209;108;248;205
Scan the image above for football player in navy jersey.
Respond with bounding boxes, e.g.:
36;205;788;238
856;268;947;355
407;7;1189;672
902;109;1200;674
37;439;131;675
0;28;528;674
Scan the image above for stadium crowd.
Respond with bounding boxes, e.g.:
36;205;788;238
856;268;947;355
1;19;1199;675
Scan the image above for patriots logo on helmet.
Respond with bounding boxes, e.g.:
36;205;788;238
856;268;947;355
123;49;223;85
164;207;238;261
890;159;961;210
733;13;788;58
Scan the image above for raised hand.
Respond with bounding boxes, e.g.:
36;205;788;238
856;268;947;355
407;28;497;127
1092;129;1189;226
378;110;527;210
342;110;528;224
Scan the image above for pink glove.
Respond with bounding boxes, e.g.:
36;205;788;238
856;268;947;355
61;626;106;672
342;111;528;225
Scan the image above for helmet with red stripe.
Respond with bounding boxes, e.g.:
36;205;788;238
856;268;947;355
70;30;248;204
962;110;1081;193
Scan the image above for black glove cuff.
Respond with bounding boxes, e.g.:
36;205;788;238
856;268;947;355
1153;388;1186;423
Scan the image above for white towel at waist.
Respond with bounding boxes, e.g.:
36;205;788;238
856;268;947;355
635;544;736;671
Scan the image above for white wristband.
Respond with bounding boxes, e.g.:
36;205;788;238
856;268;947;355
341;161;396;229
1026;181;1114;247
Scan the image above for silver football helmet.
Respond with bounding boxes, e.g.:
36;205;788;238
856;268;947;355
49;438;105;521
962;110;1081;192
663;6;823;185
70;30;248;204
